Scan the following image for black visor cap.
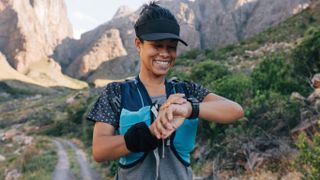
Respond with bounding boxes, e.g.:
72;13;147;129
135;19;188;46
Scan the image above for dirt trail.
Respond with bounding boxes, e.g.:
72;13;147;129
52;140;74;180
52;139;101;180
64;140;102;180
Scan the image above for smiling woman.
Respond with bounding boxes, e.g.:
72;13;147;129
87;1;243;180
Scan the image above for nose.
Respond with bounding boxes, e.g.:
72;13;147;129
158;48;170;59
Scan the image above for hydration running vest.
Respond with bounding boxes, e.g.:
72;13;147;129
117;76;198;168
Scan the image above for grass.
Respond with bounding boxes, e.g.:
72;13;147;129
66;145;81;179
0;136;57;180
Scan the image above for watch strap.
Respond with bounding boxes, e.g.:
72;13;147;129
187;97;199;119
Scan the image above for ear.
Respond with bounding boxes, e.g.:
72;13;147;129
135;37;142;52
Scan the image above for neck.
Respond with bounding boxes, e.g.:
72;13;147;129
139;70;165;87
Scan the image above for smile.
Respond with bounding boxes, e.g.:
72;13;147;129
154;60;170;65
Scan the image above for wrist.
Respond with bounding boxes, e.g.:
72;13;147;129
186;97;200;119
186;101;192;118
124;122;159;152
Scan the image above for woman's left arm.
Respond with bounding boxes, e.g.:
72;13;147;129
198;93;244;123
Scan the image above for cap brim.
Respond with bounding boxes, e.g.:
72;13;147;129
140;33;188;46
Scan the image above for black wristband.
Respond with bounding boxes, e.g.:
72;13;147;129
187;97;199;119
124;122;159;153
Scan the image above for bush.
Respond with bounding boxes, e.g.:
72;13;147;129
293;26;320;87
212;74;253;106
180;48;204;59
246;91;301;134
190;60;230;86
295;132;320;179
251;55;303;95
293;26;320;75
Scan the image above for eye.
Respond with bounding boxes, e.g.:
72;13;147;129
168;46;177;50
151;44;162;50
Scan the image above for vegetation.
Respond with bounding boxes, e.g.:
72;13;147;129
295;132;320;179
0;137;57;180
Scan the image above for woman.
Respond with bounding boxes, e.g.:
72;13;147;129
87;2;244;179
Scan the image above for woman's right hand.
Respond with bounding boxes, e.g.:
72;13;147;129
149;93;187;139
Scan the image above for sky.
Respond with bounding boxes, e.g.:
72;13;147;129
64;0;150;39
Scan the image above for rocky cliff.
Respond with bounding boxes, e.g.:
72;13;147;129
54;0;311;82
195;0;311;48
0;0;72;73
0;0;87;89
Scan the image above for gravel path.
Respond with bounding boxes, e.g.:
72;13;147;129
52;140;74;180
64;140;101;180
52;139;101;180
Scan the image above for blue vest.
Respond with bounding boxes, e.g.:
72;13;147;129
118;76;198;168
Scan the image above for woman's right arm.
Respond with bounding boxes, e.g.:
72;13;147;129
92;122;130;162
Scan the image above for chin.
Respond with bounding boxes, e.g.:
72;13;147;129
152;70;169;77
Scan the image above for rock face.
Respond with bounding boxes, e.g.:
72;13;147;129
0;52;43;86
54;0;311;82
54;6;141;80
0;0;87;89
0;0;72;73
66;29;128;78
194;0;311;48
112;5;134;19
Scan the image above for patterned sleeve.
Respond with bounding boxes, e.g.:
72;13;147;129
87;82;121;129
184;81;211;102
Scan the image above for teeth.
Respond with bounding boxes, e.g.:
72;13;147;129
155;61;169;65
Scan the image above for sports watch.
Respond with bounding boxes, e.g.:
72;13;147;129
187;97;199;119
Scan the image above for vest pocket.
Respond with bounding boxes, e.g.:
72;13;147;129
173;119;198;163
119;106;152;166
119;106;152;135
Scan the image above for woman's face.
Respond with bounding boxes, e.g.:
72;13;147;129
136;38;178;77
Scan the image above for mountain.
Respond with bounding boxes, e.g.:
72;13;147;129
0;0;313;86
0;0;87;89
53;0;311;83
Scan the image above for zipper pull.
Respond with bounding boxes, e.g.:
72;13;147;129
162;139;165;159
166;138;170;146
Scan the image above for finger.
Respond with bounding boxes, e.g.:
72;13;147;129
159;112;172;129
162;121;174;131
162;126;176;139
173;98;187;105
165;106;174;122
150;123;161;139
156;118;168;136
159;109;175;130
161;95;185;110
167;93;185;102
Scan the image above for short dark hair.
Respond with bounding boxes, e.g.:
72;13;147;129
135;1;179;36
134;1;188;46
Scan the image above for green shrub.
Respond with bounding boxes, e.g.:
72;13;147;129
293;26;320;86
251;55;303;95
295;132;320;179
212;74;253;106
180;48;204;59
246;91;301;134
190;60;230;86
21;138;57;179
